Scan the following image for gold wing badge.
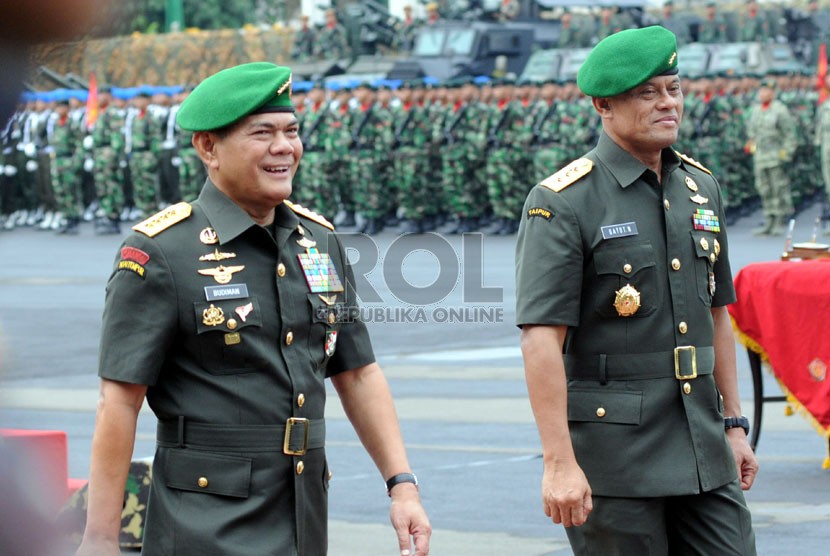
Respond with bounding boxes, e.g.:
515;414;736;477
198;265;246;284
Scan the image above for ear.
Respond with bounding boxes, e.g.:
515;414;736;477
192;131;220;170
592;97;612;116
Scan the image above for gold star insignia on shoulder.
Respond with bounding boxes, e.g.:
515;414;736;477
540;158;593;193
284;200;335;230
133;202;192;237
676;151;712;175
198;265;246;284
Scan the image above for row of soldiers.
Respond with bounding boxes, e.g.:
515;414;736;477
0;70;824;236
0;85;203;234
291;70;825;235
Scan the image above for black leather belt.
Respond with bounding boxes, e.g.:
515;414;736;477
564;346;715;382
156;417;325;455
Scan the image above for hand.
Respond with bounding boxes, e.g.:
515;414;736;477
389;484;431;556
726;428;759;490
75;536;122;556
541;458;592;527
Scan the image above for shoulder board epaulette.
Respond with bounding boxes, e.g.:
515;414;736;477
540;158;594;193
284;200;335;231
675;151;712;175
132;202;192;237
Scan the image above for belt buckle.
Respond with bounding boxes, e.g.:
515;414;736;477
283;417;309;456
674;346;697;380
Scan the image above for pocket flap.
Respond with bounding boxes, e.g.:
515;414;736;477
567;388;642;425
594;243;656;276
194;298;261;335
164;449;252;498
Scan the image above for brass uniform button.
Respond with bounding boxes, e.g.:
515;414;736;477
683;383;692;395
623;263;632;274
671;258;681;271
596;407;606;418
664;199;670;210
328;312;336;325
227;318;238;331
277;263;286;277
678;322;688;334
285;330;294;345
297;393;305;407
197;477;209;488
710;253;716;264
296;461;305;475
328;470;333;481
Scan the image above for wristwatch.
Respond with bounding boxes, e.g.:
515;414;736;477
724;415;750;436
385;472;418;497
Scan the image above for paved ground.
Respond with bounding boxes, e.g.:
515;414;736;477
1;202;828;555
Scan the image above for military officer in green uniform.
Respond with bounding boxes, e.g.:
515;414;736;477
515;27;757;555
76;62;430;556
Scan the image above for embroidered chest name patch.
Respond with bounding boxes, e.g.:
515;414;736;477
298;252;345;293
693;209;721;233
205;283;250;302
600;222;639;240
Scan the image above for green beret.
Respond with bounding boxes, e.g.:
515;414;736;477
176;62;294;131
577;26;679;98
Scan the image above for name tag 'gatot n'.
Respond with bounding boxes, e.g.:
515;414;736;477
600;222;639;240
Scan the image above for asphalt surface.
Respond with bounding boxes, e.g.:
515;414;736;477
1;202;828;555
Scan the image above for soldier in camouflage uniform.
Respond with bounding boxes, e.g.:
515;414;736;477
291;15;317;61
325;83;356;227
174;88;205;202
124;89;159;219
529;80;567;184
781;73;820;211
92;88;127;234
698;2;729;43
745;78;798;235
485;78;533;235
739;1;770;43
440;78;488;234
316;9;350;61
295;82;339;217
393;81;434;233
47;96;83;234
349;82;394;234
815;74;830;232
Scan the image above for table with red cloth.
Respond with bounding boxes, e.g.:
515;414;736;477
729;259;830;467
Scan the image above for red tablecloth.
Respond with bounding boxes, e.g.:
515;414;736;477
729;260;830;449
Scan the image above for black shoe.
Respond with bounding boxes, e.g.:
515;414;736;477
368;218;385;235
96;217;121;235
402;219;425;234
57;217;81;235
339;211;357;228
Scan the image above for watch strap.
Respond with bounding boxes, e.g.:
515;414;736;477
385;472;418;496
724;415;750;435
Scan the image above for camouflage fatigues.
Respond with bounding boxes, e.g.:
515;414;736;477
746;99;798;221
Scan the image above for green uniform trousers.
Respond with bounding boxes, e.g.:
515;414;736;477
565;479;756;556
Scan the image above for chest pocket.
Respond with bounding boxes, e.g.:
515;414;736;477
307;293;344;369
592;241;658;319
193;298;265;375
690;231;717;306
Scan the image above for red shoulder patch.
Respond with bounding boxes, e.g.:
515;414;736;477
121;246;150;265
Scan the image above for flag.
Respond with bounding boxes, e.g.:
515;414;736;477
818;42;828;105
86;72;99;130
